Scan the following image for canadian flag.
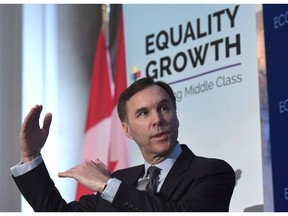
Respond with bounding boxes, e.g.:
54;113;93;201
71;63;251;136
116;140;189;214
108;12;130;172
76;26;113;200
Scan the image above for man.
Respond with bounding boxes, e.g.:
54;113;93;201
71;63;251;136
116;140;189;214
11;77;235;212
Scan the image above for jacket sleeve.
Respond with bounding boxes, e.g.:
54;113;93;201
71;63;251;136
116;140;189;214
12;161;103;212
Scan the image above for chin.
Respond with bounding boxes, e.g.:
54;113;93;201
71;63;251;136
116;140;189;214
155;141;174;153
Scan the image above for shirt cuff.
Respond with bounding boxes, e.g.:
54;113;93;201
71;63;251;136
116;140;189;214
10;155;43;177
101;178;121;203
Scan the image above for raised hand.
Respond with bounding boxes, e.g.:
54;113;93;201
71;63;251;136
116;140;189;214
20;105;52;163
58;159;111;193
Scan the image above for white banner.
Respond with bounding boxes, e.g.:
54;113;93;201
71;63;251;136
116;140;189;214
123;4;263;212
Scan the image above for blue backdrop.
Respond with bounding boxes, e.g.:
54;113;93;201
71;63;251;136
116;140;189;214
263;4;288;212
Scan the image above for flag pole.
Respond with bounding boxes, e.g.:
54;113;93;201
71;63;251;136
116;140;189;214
102;4;110;47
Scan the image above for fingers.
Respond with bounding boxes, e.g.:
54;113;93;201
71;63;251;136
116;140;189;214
21;105;42;133
58;168;73;178
33;104;43;123
58;160;111;192
58;160;110;179
87;160;107;176
58;161;92;179
94;159;110;176
23;104;42;124
23;105;52;130
58;164;79;178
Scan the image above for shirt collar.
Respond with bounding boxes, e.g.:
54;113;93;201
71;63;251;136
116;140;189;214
144;142;182;177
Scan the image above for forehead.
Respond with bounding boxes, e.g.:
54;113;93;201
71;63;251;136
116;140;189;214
127;85;171;109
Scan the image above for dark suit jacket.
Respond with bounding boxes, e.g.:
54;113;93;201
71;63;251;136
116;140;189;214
12;144;235;212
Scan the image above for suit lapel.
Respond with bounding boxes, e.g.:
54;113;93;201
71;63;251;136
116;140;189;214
129;166;145;186
114;164;145;187
158;144;195;200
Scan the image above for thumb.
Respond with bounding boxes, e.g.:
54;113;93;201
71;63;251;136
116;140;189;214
43;113;52;132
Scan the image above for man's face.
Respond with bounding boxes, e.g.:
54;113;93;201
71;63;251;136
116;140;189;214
122;84;179;164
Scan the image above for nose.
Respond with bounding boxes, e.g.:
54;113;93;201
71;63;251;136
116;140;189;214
152;111;163;127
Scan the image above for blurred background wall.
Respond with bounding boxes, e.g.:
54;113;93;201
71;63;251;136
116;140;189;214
0;4;121;211
0;4;22;212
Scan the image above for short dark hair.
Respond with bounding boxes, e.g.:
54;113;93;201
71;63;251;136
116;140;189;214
117;77;176;122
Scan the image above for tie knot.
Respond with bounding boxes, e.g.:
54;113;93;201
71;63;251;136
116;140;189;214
147;166;161;178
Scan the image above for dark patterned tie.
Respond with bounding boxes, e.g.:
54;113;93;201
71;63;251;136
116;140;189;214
146;166;161;195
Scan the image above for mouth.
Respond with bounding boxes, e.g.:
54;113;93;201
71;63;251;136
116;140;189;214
151;131;170;141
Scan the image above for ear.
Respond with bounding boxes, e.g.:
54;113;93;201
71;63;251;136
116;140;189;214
122;122;133;139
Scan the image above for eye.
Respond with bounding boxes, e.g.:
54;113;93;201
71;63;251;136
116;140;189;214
136;109;148;118
139;111;147;116
160;104;170;113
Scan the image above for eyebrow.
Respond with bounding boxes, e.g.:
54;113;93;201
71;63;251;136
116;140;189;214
159;98;170;105
135;107;147;114
134;107;147;116
134;98;171;116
